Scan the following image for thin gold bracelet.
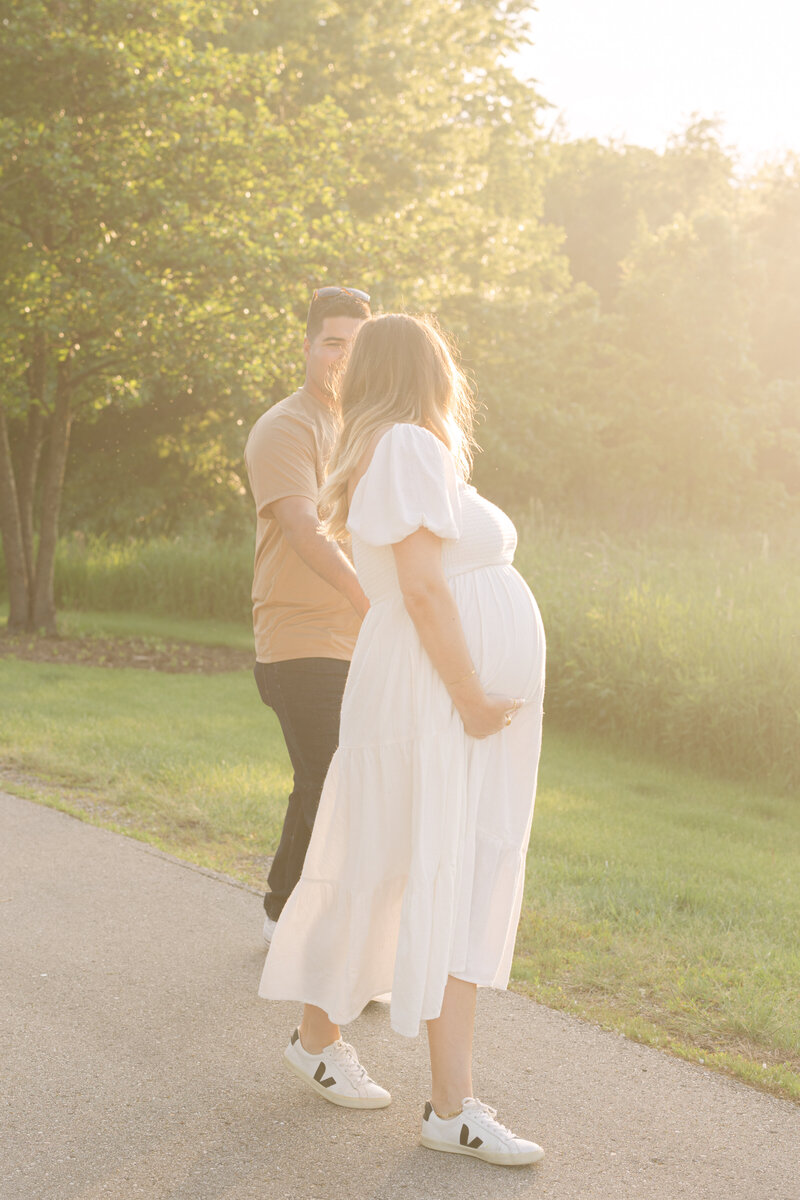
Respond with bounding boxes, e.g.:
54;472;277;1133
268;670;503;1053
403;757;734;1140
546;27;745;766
446;667;476;687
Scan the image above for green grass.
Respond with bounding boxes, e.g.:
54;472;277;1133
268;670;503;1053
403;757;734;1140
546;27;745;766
514;732;799;1099
55;607;253;649
0;602;253;650
4;518;796;790
1;649;797;1102
0;656;286;874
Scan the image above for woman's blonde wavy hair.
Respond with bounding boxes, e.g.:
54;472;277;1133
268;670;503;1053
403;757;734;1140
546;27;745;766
320;313;477;542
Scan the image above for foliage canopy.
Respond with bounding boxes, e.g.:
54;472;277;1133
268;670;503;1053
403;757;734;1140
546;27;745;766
1;1;799;625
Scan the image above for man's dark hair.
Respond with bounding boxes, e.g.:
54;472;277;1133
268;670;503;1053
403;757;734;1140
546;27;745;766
306;291;371;342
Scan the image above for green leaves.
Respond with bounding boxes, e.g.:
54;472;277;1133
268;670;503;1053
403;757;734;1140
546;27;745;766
2;0;798;548
1;0;361;419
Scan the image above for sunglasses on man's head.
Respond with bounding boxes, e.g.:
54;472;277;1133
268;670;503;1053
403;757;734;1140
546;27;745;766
310;286;370;304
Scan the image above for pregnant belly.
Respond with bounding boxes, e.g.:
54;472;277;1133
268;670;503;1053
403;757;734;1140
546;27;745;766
450;564;546;704
340;564;545;748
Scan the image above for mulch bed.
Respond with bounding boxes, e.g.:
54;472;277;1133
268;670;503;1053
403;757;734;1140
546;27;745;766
0;631;253;674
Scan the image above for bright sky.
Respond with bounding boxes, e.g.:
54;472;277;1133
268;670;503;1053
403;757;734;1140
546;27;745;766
513;0;800;168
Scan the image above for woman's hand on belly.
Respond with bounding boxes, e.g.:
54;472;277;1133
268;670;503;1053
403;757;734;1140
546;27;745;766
457;692;523;739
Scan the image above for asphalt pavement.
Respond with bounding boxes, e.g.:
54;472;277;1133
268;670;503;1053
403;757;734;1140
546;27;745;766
1;790;798;1200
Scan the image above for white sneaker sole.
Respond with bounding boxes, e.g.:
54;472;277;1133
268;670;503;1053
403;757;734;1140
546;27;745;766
420;1134;544;1166
283;1048;391;1109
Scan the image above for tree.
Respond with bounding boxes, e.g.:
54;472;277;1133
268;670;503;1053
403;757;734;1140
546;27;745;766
541;119;738;307
746;158;800;383
0;0;358;630
542;138;667;304
614;208;765;520
234;0;555;311
34;0;567;544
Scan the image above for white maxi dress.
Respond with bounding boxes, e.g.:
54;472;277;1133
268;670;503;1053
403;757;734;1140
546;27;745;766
259;423;545;1038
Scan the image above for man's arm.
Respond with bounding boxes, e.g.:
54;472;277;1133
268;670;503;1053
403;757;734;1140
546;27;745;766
271;495;369;619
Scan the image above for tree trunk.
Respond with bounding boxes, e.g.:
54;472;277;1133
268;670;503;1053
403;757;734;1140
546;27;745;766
18;405;44;592
31;361;72;633
0;403;30;630
20;329;48;593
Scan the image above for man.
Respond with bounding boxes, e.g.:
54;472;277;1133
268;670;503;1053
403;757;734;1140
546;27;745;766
245;287;371;946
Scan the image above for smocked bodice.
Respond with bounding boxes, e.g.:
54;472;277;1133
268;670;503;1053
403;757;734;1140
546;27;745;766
351;481;517;604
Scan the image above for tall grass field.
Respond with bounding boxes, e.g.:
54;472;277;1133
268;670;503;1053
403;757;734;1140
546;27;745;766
11;519;797;793
514;521;800;793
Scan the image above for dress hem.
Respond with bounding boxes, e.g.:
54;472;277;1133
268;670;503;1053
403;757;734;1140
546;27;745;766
259;977;510;1040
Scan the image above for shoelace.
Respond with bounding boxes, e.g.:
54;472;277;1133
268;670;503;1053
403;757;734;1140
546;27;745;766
463;1099;516;1139
331;1040;370;1084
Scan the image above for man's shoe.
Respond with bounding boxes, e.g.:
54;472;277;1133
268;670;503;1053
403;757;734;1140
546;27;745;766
420;1097;544;1166
283;1028;391;1109
262;915;277;947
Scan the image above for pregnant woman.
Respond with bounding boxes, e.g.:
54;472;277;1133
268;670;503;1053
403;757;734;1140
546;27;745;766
259;313;546;1168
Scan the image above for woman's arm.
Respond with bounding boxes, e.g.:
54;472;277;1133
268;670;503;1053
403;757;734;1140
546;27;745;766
392;528;516;739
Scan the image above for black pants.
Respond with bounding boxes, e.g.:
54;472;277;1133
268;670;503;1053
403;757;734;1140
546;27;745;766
254;657;349;920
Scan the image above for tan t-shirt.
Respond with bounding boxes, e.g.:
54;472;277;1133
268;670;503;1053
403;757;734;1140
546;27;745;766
244;387;360;664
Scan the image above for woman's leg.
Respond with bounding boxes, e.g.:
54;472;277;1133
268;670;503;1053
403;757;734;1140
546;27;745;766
299;1003;340;1053
426;975;477;1116
422;976;545;1165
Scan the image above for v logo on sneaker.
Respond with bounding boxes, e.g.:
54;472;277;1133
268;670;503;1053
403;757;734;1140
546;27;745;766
313;1061;336;1088
460;1124;483;1149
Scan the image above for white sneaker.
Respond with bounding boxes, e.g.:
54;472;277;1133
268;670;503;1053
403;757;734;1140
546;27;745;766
262;915;277;947
421;1097;544;1166
283;1029;391;1109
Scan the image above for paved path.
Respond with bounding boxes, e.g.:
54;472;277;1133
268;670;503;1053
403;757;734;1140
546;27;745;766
1;790;797;1200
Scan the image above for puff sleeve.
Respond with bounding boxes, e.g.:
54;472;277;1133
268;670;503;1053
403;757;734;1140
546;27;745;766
346;423;462;546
